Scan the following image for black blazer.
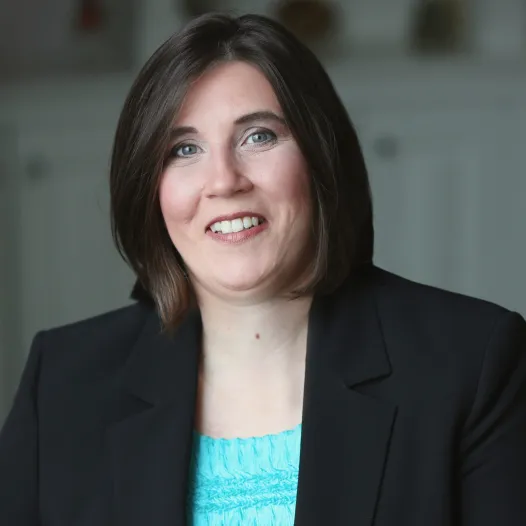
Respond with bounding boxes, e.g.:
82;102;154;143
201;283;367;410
1;266;526;526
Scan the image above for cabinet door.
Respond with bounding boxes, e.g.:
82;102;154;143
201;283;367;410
17;127;135;354
463;104;526;315
0;124;22;423
354;103;526;314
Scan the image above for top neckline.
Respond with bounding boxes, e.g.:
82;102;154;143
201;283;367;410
193;422;303;444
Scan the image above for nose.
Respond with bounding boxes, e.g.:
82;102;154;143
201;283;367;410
203;148;253;198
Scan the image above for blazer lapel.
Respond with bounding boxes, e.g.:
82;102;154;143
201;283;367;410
295;269;398;526
107;307;201;526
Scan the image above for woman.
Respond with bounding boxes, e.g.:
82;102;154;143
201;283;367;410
1;12;525;526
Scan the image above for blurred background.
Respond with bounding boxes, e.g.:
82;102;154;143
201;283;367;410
1;0;525;425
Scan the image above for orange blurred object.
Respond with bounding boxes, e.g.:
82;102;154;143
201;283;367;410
274;0;337;43
78;0;103;31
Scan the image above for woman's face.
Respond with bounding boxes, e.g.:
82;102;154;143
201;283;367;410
159;61;312;302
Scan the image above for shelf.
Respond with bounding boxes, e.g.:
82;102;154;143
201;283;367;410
2;0;526;116
324;53;526;105
0;1;136;82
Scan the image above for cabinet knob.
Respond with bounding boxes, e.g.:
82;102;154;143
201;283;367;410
373;135;400;160
26;155;50;180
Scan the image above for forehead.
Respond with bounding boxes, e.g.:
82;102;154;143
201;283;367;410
175;61;282;125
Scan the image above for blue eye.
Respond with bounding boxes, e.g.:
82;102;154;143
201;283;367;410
246;130;276;145
172;144;199;157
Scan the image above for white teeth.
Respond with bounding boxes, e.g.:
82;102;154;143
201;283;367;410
210;215;264;234
220;220;232;234
231;218;244;232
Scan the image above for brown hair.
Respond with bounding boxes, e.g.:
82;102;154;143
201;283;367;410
110;12;374;331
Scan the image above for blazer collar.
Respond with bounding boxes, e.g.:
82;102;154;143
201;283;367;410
108;265;397;526
107;306;201;525
307;266;392;388
293;266;396;525
119;305;202;405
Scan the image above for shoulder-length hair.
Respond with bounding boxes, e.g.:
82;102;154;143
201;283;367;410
110;12;374;331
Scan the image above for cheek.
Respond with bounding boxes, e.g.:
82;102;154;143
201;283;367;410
261;148;310;205
158;170;201;228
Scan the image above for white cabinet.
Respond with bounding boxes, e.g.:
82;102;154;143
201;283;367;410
353;102;526;315
16;125;135;355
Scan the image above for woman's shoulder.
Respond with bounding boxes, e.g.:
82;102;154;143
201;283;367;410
366;266;525;369
370;265;514;325
41;301;152;343
34;301;154;376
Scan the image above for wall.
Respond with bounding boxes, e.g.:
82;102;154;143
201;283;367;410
1;0;526;424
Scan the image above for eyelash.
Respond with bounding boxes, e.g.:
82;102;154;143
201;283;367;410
168;128;278;160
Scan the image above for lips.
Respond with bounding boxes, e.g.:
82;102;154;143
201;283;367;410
210;216;266;234
205;212;266;233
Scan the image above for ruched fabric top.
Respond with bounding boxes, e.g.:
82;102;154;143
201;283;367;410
187;423;302;525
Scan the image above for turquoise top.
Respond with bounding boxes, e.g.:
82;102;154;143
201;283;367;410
187;423;302;525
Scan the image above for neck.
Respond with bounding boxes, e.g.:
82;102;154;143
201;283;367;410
197;291;312;378
193;289;312;437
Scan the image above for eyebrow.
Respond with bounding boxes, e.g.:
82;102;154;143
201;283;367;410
234;110;287;126
169;110;287;141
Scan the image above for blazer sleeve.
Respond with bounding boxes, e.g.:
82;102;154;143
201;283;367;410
0;332;43;525
461;311;526;525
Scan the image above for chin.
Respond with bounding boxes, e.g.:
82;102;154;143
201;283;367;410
192;256;307;300
199;267;278;300
216;275;268;294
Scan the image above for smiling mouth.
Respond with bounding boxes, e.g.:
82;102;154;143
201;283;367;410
208;216;266;234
